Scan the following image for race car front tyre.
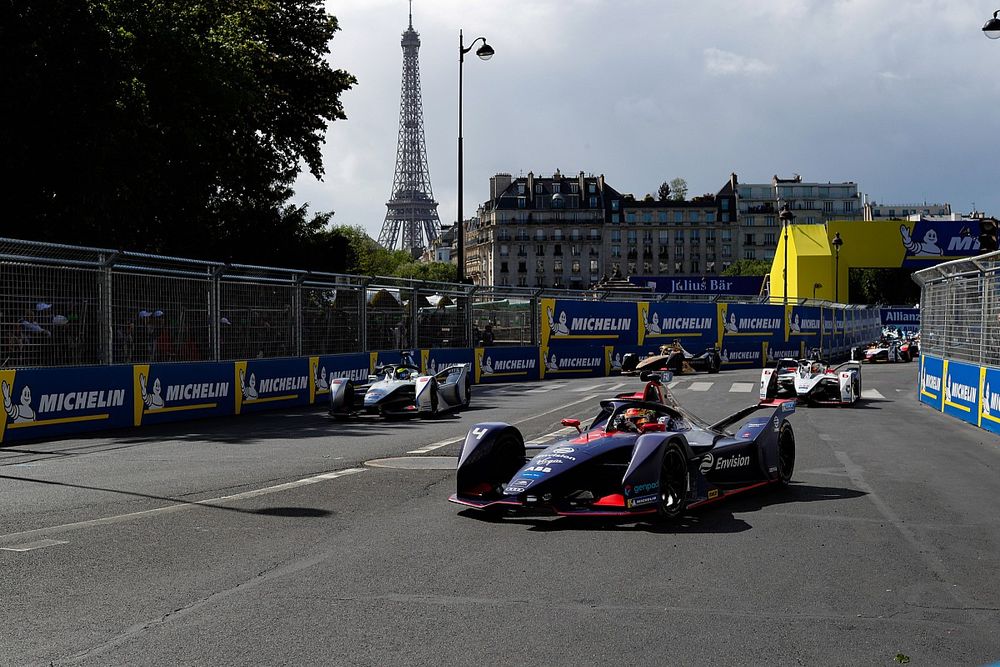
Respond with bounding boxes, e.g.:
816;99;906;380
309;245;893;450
657;440;689;520
777;422;795;485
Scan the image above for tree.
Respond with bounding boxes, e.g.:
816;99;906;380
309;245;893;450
848;268;920;305
657;182;671;201
0;1;356;267
643;194;655;202
669;178;688;201
722;259;772;276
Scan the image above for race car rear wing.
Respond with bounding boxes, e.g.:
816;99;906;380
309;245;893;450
709;398;796;435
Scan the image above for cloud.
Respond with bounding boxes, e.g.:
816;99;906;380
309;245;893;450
703;48;774;76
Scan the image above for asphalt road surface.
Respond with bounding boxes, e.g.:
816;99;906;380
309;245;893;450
3;363;1000;666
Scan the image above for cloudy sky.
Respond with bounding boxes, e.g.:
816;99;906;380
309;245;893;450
293;0;1000;240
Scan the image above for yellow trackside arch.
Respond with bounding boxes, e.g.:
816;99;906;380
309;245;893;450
769;220;911;303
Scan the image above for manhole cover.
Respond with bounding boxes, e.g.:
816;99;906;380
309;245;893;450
364;456;457;470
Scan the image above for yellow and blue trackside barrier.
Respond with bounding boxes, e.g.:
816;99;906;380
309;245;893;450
919;354;1000;436
0;299;885;445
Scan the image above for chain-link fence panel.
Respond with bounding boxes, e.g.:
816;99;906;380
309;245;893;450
0;263;104;368
471;294;534;346
300;283;364;356
366;287;409;352
110;270;212;364
218;278;296;360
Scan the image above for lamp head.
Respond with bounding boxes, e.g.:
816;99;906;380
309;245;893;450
984;10;1000;39
778;202;795;224
476;42;495;60
832;231;844;249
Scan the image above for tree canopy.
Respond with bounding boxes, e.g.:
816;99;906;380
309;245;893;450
722;259;772;276
668;178;688;201
657;181;671;201
0;0;356;267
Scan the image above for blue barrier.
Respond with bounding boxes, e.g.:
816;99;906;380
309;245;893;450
0;299;884;445
919;354;1000;436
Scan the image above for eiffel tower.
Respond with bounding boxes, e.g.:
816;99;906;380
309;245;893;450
377;1;441;255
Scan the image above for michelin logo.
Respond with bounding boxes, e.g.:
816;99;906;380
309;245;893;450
547;308;571;335
721;349;758;363
3;380;127;422
139;374;165;410
482;356;535;375
945;375;977;404
547;354;600;371
901;225;943;256
984;382;1000;418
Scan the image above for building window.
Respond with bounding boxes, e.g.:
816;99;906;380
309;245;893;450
627;230;637;243
518;275;527;286
517;183;525;194
628;262;637;274
744;217;755;227
706;230;716;242
611;245;621;257
589;196;597;208
675;230;684;242
658;212;668;223
659;230;669;244
844;200;854;212
553;229;563;240
500;261;509;272
553;259;563;272
764;232;776;245
691;260;700;274
570;183;578;194
611;200;619;211
626;212;637;223
535;183;543;194
722;244;732;258
642;212;652;223
590;259;599;273
674;212;683;223
659;261;669;272
806;216;816;224
518;261;527;272
721;212;730;222
571;260;581;273
611;229;621;242
536;259;544;272
689;211;700;222
721;198;730;210
643;261;652;273
589;228;600;240
518;197;526;208
721;229;732;242
571;244;581;257
744;233;755;245
825;201;834;213
500;244;509;256
690;230;700;242
536;244;545;255
611;213;620;223
553;244;563;256
674;261;682;272
705;212;716;222
535;230;545;240
764;250;775;260
765;216;776;227
589;183;596;194
552;182;560;193
744;249;756;260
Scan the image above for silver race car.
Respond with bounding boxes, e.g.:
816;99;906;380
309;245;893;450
329;363;472;418
760;358;861;406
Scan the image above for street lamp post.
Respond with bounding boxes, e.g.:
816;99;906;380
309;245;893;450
984;10;1000;38
778;203;795;305
456;30;494;284
813;283;823;299
832;231;844;303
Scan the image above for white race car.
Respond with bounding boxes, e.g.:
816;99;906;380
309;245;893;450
760;359;861;406
329;363;472;418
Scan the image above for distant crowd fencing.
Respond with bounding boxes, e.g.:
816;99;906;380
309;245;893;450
913;250;1000;366
2;237;861;370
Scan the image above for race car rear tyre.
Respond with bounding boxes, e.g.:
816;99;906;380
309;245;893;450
463;375;472;408
853;376;861;403
657;440;689;520
708;353;721;374
777;422;795;485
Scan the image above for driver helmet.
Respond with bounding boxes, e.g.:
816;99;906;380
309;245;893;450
397;368;411;380
810;361;822;374
624;407;654;428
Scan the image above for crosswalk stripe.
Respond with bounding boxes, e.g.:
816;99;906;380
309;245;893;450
729;382;754;393
861;389;885;400
689;382;714;392
667;381;680;389
570;384;604;393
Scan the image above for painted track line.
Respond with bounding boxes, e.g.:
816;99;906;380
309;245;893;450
729;382;754;393
569;384;604;393
861;389;886;400
0;468;366;545
689;382;714;392
408;438;463;454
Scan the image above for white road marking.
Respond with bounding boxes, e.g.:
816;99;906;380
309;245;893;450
407;438;463;454
1;539;68;552
609;382;628;391
525;426;576;446
729;382;754;393
861;389;885;400
570;385;603;393
667;381;680;389
689;382;714;392
0;468;366;544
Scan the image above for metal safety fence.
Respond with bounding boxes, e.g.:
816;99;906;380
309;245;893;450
1;237;863;369
913;250;1000;366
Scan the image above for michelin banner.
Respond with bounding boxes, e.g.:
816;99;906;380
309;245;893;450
424;348;475;376
541;298;640;348
234;358;312;415
718;303;785;350
475;346;540;383
539;346;604;380
0;365;133;444
637;302;715;350
312;353;370;405
979;365;1000;435
942;359;981;426
919;354;944;411
133;362;234;426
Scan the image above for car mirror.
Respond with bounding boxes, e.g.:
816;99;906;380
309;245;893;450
640;423;666;433
561;418;582;434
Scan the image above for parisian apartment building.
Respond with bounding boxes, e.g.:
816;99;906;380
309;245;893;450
467;171;738;288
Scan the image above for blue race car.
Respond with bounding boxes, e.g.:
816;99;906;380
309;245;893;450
449;374;795;520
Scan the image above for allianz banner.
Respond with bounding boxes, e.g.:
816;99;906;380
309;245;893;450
541;298;639;348
637;302;716;352
0;365;133;443
881;308;920;329
234;357;311;415
475;346;540;383
133;362;234;426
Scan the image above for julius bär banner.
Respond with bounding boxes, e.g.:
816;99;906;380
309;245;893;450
637;302;716;351
0;365;132;443
629;275;765;296
541;298;639;348
475;346;540;383
133;362;233;426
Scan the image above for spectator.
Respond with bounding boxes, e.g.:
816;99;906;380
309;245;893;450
482;323;495;346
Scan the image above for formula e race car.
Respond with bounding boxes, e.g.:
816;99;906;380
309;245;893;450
621;341;722;376
449;373;795;520
861;335;918;363
760;358;861;406
329;363;471;418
